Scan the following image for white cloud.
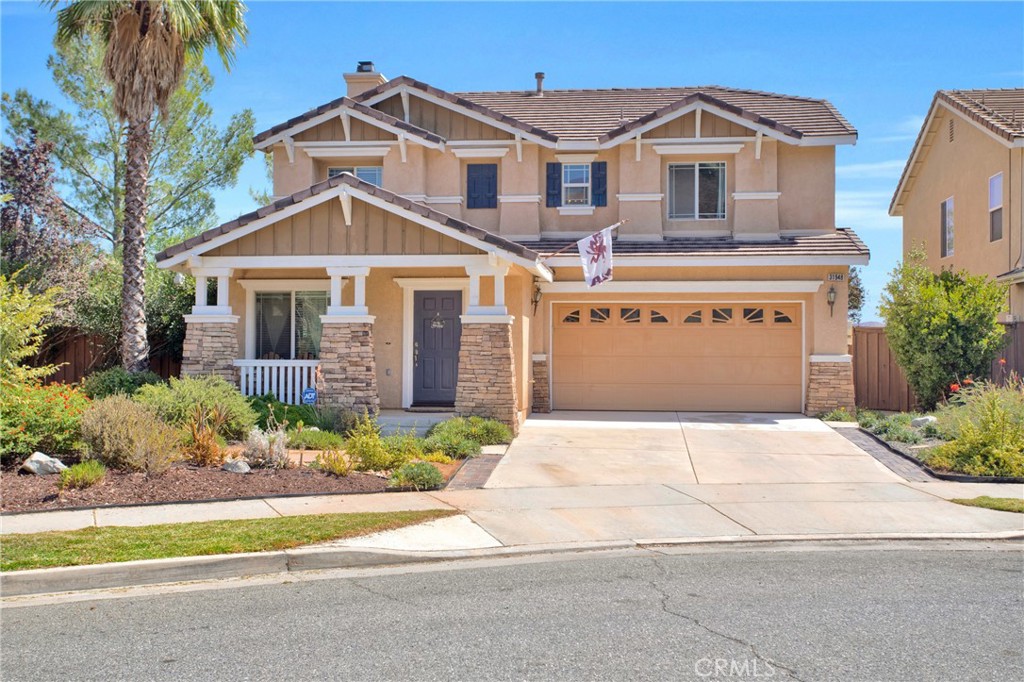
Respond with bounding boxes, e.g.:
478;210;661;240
836;190;902;231
836;159;906;179
870;114;926;143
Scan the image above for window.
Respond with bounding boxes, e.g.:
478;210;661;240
620;307;641;324
668;162;726;220
562;164;591;206
590;307;610;323
743;308;764;324
711;307;733;324
940;197;954;257
328;166;383;186
255;291;328;360
650;309;670;324
561;309;581;324
683;309;703;324
773;310;793;324
990;173;1003;242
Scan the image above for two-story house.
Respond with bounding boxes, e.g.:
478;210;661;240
157;63;868;431
891;88;1024;320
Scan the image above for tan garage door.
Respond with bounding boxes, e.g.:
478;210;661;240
551;303;803;411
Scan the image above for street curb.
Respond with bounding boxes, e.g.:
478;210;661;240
3;532;1021;598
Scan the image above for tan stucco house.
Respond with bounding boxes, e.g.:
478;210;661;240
891;88;1024;319
156;63;868;431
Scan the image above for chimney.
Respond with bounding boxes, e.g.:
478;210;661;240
344;61;387;98
534;72;545;97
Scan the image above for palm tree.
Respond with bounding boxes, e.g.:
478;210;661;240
51;1;247;372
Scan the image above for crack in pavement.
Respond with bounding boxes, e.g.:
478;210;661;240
647;557;806;681
347;579;415;608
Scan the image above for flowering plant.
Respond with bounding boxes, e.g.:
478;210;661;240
0;382;90;461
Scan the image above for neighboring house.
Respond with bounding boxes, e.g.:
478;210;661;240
890;88;1024;320
157;63;868;431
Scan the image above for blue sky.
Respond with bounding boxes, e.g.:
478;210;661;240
2;1;1022;319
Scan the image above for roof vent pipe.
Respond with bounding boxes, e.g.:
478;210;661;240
535;72;545;97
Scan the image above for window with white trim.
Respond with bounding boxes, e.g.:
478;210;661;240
940;197;954;258
562;164;591;206
255;291;328;360
668;162;726;220
990;173;1003;242
328;166;383;186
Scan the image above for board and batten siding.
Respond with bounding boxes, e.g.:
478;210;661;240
376;95;514;141
646;111;757;139
205;200;481;257
294;116;396;143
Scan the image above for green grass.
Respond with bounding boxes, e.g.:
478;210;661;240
1;509;456;572
950;496;1024;514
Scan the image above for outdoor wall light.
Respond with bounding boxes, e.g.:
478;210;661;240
531;285;543;315
827;284;837;317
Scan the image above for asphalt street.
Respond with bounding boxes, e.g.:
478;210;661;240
2;543;1022;681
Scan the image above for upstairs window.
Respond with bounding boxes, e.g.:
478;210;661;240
940;197;954;258
328;166;383;186
668;162;726;220
990;173;1003;242
562;164;591;206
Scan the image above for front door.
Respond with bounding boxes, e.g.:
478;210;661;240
413;291;462;406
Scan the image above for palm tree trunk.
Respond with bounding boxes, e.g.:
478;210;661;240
120;118;151;372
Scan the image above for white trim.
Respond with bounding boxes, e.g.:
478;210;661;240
663;230;732;239
190;305;232;316
320;314;376;324
531;353;548;362
183;314;239;324
535;231;592;239
257;104;442;152
557;206;595;216
780;229;832;237
445;140;516;148
617;234;664;242
451;147;509;159
598;102;795;148
398;278;470;409
423;195;464;205
461;314;515;324
404;194;428;202
616;193;664;202
809;354;852;363
732;191;781;201
732;233;782;242
653;143;745;155
938;100;1018;149
300;145;392;159
498;194;542;203
500;234;543;241
538;280;823;294
555;153;598;163
544;254;870;267
199;255;490;269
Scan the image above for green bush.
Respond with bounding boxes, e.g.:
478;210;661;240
81;367;163;399
421;451;454;464
425;416;512;445
861;412;922;444
136;375;256;440
0;274;59;388
0;382;90;461
248;394;317;430
314;448;354;477
80;396;182;474
346;412;393;472
423;431;482;459
311;406;359;435
288;429;345;451
819;406;857;422
934;379;1024;441
381;430;425;466
880;251;1008;409
59;460;107;491
388;462;444;490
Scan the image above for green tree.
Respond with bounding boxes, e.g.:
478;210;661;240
49;0;247;373
0;274;60;388
880;251;1008;408
848;267;866;324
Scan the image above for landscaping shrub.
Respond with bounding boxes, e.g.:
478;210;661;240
923;384;1024;478
423;431;482;459
421;451;454;464
0;274;59;388
311;406;359;435
0;382;90;461
818;406;856;422
243;425;290;469
388;462;444;491
136;375;256;440
345;412;393;472
934;378;1024;441
80;396;181;474
315;448;354;477
81;367;162;399
248;393;317;430
183;405;226;467
288;429;345;451
58;460;106;491
426;416;512;445
381;430;425;466
861;412;922;444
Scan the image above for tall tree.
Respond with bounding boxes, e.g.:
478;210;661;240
847;267;866;324
50;0;247;372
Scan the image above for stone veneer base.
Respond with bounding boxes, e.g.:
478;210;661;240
531;357;551;414
181;320;238;383
319;321;380;414
805;360;856;415
455;322;519;435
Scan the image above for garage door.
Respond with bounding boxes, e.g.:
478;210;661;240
551;303;803;411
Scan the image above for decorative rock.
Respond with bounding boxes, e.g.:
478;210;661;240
20;452;67;476
305;426;320;432
222;459;251;474
911;415;937;428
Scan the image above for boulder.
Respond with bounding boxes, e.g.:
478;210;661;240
911;416;937;428
222;459;251;474
20;452;68;476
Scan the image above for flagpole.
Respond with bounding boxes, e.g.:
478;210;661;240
538;219;628;264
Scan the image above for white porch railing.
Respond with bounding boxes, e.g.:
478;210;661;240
234;360;320;405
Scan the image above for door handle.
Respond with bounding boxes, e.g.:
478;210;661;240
414;341;419;368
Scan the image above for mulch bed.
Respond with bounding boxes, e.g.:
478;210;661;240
0;465;389;514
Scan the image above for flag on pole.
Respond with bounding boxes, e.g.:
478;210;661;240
577;226;615;288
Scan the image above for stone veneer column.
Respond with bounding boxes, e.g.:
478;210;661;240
181;317;239;383
805;355;856;415
455;320;519;435
531;354;551;414
318;320;380;414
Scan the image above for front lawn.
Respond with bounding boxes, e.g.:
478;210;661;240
951;496;1024;514
0;509;455;571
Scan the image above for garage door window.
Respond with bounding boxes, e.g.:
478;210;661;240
743;307;765;324
562;309;581;324
650;309;670;324
773;309;794;324
712;307;733;324
683;309;702;324
590;307;610;324
620;307;641;324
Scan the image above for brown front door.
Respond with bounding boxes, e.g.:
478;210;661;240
413;291;462;406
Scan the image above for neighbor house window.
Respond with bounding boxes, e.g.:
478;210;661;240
328;166;383;186
940;197;954;257
255;291;328;360
990;173;1003;242
668;162;726;220
562;164;591;206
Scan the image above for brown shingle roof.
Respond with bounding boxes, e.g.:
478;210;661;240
154;173;539;263
938;89;1024;141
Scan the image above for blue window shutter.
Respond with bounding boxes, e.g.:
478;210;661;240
546;163;562;207
592;161;608;207
467;164;497;209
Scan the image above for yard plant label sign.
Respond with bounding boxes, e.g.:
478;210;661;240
577;226;614;288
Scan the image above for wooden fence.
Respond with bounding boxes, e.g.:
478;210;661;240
34;333;180;385
852;323;1023;411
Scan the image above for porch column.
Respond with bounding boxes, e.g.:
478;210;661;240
182;267;238;382
319;267;379;413
456;263;519;434
805;354;855;416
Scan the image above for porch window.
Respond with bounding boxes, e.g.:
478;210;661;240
255;291;328;360
668;162;726;220
328;166;383;186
